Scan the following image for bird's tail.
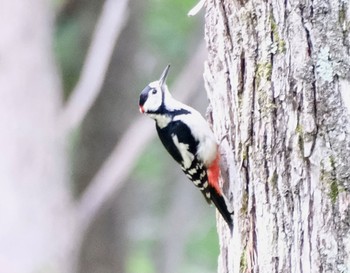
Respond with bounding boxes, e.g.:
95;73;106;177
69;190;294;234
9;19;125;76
209;187;234;233
206;153;233;232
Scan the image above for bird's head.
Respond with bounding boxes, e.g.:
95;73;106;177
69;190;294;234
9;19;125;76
139;64;171;114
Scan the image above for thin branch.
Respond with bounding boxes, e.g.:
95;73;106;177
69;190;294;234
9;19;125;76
188;0;206;17
77;42;207;232
60;0;129;131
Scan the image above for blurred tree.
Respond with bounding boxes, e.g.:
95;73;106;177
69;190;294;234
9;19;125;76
73;0;146;272
0;1;75;272
204;0;350;272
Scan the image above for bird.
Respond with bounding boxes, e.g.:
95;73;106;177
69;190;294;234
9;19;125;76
138;64;233;231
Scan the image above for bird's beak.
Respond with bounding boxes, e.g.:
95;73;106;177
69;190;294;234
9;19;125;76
159;64;170;86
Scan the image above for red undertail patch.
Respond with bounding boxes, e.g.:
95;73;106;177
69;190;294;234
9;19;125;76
207;153;221;195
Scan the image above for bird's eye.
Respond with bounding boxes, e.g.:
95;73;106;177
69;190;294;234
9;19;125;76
151;89;157;94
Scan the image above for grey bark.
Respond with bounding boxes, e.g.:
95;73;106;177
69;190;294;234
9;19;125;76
204;0;350;272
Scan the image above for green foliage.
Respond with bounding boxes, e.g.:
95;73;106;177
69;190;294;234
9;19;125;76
143;0;200;62
134;141;167;180
126;240;156;273
184;225;219;273
133;140;173;216
54;18;86;97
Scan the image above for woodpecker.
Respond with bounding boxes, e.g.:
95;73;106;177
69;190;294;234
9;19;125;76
138;65;233;231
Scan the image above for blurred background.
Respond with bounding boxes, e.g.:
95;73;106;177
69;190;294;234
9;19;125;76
0;0;219;273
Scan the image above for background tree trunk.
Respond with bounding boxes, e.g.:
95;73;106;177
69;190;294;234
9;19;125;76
204;0;350;272
0;1;75;273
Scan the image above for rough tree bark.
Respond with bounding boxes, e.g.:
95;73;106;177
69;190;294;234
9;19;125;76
204;0;350;272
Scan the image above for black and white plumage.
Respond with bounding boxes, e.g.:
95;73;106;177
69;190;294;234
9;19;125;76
139;65;233;231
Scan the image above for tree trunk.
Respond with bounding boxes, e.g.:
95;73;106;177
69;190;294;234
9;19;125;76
204;0;350;272
0;1;75;272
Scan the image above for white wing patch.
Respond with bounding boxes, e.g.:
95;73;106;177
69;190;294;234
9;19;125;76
188;168;197;175
173;109;217;166
172;134;194;169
